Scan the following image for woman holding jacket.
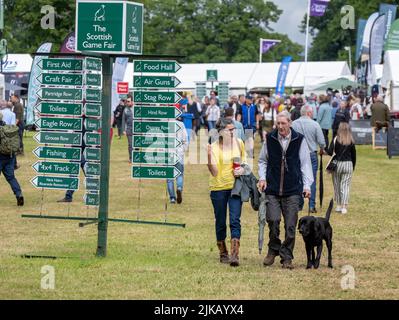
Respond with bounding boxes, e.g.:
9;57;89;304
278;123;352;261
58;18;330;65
207;118;247;267
328;122;356;214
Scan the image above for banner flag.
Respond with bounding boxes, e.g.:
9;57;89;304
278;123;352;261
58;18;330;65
379;3;398;42
361;12;379;56
368;14;387;85
310;0;330;17
385;19;399;51
355;19;367;61
261;39;281;54
26;42;52;125
275;56;292;95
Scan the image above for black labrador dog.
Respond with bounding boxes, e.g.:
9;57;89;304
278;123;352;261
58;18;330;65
298;199;333;269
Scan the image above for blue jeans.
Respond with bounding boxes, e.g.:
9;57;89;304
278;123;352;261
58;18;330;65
310;152;318;209
208;121;216;130
210;190;242;241
0;154;22;197
167;162;184;200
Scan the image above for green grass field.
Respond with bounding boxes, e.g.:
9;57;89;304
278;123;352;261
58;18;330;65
0;130;398;299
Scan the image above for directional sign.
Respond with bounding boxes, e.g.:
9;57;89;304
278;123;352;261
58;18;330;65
133;91;181;104
132;166;181;180
133;136;182;149
34;131;82;146
84;103;102;118
133;121;182;135
133;76;181;89
132;150;180;165
37;58;84;72
33;146;82;161
84;132;101;146
85;89;102;103
84;148;101;161
35;117;83;131
32;161;80;176
37;73;83;87
207;70;218;82
84;162;101;176
85;73;102;87
133;106;182;120
134;60;181;73
36;88;83;101
35;102;83;117
84;118;102;131
84;193;100;206
31;176;79;191
85;57;102;72
85;177;100;192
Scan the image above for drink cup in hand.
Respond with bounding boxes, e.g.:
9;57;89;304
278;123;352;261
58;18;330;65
233;157;241;170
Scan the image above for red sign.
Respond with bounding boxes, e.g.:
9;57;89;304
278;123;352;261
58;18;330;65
117;82;129;94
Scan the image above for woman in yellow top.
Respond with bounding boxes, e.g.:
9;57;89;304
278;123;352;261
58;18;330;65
207;118;247;267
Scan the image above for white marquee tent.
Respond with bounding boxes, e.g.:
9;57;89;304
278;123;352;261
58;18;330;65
124;60;352;94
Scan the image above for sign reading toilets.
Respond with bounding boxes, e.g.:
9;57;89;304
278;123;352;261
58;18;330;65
76;0;143;54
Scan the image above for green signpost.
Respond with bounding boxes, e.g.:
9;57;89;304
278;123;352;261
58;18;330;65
76;1;143;54
33;131;82;146
85;118;102;131
35;117;83;131
84;132;101;146
133;60;181;73
85;178;101;192
133;75;180;88
132;166;181;180
207;69;218;82
32;161;80;176
31;176;79;190
133;121;182;135
33;146;82;161
133;106;181;120
85;73;102;87
132;150;180;165
35;102;83;117
84;162;101;176
84;193;100;206
85;57;103;72
133;136;182;149
133;91;181;104
37;58;84;72
85;89;102;102
37;73;83;86
36;88;83;101
84;148;101;161
85;103;102;118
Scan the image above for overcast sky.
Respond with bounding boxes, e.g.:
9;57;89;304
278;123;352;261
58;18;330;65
270;0;309;47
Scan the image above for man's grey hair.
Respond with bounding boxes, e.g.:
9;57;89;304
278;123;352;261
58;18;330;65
277;110;292;122
300;104;313;117
376;94;384;102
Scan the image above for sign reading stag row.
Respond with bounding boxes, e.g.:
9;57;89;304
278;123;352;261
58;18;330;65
131;60;183;179
31;56;103;206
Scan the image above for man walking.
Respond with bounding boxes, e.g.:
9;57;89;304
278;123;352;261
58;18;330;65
292;105;325;213
123;95;134;163
114;98;126;139
0;103;24;206
258;111;313;269
10;94;25;155
317;94;332;151
370;94;390;132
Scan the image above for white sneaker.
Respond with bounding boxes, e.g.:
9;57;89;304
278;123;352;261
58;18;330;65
341;208;348;214
336;206;342;212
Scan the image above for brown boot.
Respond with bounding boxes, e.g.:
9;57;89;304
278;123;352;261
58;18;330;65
230;238;240;267
217;241;230;264
263;253;277;266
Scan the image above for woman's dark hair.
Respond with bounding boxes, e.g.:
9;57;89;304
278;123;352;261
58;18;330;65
216;118;234;132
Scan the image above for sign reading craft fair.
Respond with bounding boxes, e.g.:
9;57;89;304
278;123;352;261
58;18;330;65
75;0;143;54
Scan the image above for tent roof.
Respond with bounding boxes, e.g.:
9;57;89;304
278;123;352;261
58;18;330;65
1;54;33;73
381;51;399;87
124;61;351;91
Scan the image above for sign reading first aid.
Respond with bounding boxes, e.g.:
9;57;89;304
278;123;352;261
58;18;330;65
76;0;143;54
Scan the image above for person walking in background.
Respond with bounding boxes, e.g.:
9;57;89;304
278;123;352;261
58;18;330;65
0;108;24;206
167;117;188;204
370;94;390;132
207;118;247;267
201;96;210;129
290;97;304;122
224;107;245;142
260;99;275;140
317;94;333;151
187;95;201;138
205;98;220;131
332;100;350;140
292;105;325;213
10;94;24;155
256;96;267;142
122;95;134;163
350;97;363;120
327;122;356;215
258;111;313;270
113;98;126;139
307;94;318;120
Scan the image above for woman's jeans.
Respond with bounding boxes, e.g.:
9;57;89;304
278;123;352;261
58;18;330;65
210;190;242;241
167;161;184;200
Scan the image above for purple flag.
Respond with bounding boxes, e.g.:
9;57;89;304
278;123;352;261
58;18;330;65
261;39;280;54
310;0;330;17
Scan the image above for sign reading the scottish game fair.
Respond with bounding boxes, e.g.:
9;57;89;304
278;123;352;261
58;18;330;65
76;0;143;54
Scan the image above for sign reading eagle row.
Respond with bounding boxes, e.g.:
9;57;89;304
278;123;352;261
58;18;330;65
32;55;103;206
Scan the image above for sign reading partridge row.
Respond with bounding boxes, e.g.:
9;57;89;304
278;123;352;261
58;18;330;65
76;0;143;54
132;59;183;180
